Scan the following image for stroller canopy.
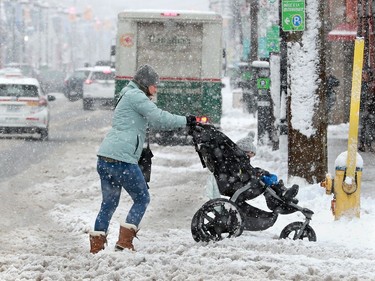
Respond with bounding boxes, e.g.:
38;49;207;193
192;124;261;198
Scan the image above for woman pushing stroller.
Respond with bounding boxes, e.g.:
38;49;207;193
89;65;197;254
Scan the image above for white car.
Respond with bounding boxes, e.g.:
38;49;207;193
0;74;55;140
82;66;115;110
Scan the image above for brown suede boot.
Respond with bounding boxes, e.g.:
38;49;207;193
89;231;107;254
115;223;138;251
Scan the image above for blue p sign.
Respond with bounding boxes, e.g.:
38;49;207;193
293;15;302;27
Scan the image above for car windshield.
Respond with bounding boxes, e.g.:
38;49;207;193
0;84;39;97
91;71;115;80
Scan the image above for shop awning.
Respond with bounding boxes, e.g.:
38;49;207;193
327;23;357;41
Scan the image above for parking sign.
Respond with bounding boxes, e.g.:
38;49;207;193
282;0;305;31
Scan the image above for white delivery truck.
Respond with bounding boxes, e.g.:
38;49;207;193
115;10;223;144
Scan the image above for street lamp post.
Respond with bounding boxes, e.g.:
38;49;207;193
11;2;16;62
0;0;2;67
23;35;28;63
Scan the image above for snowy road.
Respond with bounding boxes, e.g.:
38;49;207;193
0;97;112;181
0;87;374;280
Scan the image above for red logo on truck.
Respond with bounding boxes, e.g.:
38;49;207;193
120;34;134;47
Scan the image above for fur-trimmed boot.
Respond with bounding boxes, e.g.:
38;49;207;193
89;231;107;254
115;223;138;251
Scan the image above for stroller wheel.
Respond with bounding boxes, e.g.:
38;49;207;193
279;221;317;241
191;198;244;242
191;209;203;242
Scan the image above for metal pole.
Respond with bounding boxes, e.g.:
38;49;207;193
347;38;365;178
72;0;77;69
0;0;2;67
12;3;16;62
279;0;288;135
45;6;49;67
242;0;258;115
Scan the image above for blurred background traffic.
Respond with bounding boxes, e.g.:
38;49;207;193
0;0;114;86
0;0;374;151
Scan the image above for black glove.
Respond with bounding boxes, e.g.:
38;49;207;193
186;115;197;128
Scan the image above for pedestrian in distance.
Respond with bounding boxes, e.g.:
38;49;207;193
89;64;197;254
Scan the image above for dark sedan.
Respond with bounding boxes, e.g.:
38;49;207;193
63;67;92;101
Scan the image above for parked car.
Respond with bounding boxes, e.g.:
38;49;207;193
63;67;93;101
0;74;55;140
82;66;115;110
38;68;65;93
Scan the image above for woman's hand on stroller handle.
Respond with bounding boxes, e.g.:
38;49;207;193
186;115;197;128
186;115;198;136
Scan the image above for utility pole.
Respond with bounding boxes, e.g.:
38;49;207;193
0;0;3;67
241;0;258;114
279;0;288;135
249;0;258;64
11;3;16;62
232;0;243;46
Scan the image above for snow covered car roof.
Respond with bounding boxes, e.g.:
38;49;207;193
91;66;114;71
0;67;23;77
0;76;40;86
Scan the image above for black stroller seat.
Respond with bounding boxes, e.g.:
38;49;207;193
192;123;265;202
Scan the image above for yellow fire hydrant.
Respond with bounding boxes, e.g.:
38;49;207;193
320;37;365;220
321;152;363;219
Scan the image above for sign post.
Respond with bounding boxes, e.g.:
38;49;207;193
252;61;277;148
266;25;280;53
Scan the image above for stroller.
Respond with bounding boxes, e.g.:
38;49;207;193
190;123;316;242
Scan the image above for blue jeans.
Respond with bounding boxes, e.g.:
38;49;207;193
94;158;150;233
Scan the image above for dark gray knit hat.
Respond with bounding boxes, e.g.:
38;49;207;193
133;64;160;88
236;131;256;154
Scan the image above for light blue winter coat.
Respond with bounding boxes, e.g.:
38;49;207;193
97;81;187;164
